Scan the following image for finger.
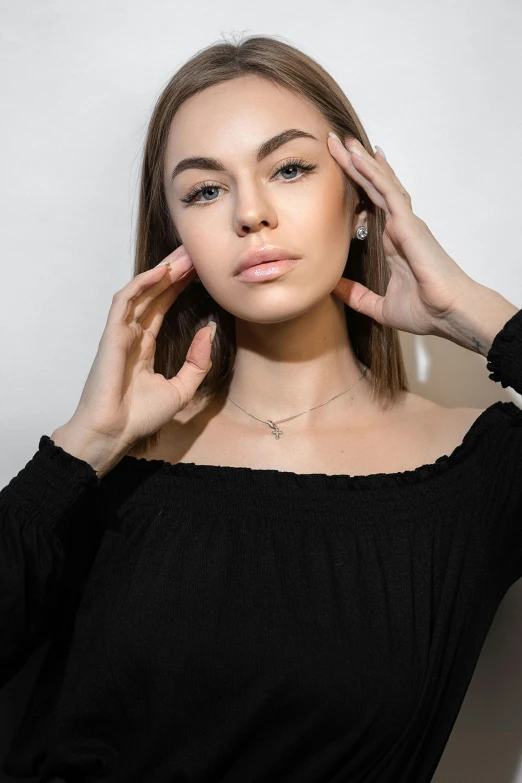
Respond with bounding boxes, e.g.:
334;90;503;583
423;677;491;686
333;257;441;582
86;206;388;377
328;135;411;220
110;248;193;324
333;277;386;325
346;139;407;194
346;139;413;213
131;260;196;324
349;150;413;220
140;267;198;339
122;256;194;326
328;135;388;214
167;325;214;409
373;147;410;198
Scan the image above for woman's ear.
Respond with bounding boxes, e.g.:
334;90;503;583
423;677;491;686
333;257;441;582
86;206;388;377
354;188;369;214
351;197;369;238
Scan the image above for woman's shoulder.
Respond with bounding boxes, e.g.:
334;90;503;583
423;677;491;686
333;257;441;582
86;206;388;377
411;393;485;432
383;392;487;468
431;403;487;454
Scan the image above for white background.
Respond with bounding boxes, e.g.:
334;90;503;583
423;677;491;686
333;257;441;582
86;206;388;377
1;1;521;780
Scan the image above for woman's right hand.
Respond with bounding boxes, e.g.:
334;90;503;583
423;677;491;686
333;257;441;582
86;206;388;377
59;245;213;467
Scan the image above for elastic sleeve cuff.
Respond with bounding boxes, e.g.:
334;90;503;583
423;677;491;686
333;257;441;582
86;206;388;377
486;308;522;390
1;435;102;535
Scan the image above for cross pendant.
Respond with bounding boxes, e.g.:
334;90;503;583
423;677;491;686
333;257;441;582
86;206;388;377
266;420;283;439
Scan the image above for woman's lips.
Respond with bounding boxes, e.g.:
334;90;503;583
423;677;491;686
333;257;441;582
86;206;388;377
235;257;299;282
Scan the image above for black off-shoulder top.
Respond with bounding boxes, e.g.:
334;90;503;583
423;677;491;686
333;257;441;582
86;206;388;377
1;308;522;783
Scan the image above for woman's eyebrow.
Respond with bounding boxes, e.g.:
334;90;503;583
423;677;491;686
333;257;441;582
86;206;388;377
170;128;319;182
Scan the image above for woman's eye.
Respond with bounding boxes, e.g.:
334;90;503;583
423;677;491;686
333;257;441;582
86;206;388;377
180;158;317;206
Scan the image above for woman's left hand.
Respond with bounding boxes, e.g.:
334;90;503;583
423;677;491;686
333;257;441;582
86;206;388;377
327;133;476;336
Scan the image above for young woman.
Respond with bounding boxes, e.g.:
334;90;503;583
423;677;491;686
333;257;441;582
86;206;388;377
1;34;521;783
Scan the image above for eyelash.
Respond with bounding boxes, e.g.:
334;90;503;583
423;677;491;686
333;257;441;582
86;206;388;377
180;158;318;207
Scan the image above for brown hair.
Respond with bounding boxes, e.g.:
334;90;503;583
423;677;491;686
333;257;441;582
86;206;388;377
128;32;409;458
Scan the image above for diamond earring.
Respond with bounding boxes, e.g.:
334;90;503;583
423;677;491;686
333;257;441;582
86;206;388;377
355;225;368;240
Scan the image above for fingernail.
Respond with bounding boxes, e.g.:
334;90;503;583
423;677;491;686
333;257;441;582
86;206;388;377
375;145;386;160
328;132;342;143
208;320;217;344
348;145;363;158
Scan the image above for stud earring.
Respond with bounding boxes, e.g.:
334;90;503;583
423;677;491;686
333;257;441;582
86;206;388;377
355;225;368;240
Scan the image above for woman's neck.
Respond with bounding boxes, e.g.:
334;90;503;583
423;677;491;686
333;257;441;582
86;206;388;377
224;295;374;428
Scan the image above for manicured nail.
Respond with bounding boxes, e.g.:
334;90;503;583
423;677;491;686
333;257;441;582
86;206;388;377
328;132;342;143
208;320;217;344
375;145;386;160
348;145;363;158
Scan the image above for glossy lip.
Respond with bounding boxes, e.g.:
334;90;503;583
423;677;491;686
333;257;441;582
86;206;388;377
234;245;300;276
235;257;299;283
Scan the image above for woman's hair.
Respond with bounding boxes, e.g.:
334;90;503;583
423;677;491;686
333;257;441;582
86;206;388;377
128;32;409;458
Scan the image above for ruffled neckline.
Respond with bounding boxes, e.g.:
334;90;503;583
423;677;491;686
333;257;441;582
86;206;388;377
113;400;522;491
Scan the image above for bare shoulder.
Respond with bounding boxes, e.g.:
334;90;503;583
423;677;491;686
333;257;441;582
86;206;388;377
430;399;485;431
404;390;485;420
449;405;487;429
402;391;486;455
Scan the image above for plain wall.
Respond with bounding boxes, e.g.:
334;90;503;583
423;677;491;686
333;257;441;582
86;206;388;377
1;0;521;780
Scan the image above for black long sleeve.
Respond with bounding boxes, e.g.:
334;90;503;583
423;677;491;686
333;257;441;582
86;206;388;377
483;306;522;593
0;437;105;689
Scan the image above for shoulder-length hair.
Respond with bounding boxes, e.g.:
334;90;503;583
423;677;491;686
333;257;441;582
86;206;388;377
128;33;409;458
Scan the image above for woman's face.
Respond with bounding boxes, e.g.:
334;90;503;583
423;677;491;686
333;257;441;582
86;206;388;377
163;75;361;324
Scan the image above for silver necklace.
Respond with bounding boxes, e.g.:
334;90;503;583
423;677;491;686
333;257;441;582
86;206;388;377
227;365;368;439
